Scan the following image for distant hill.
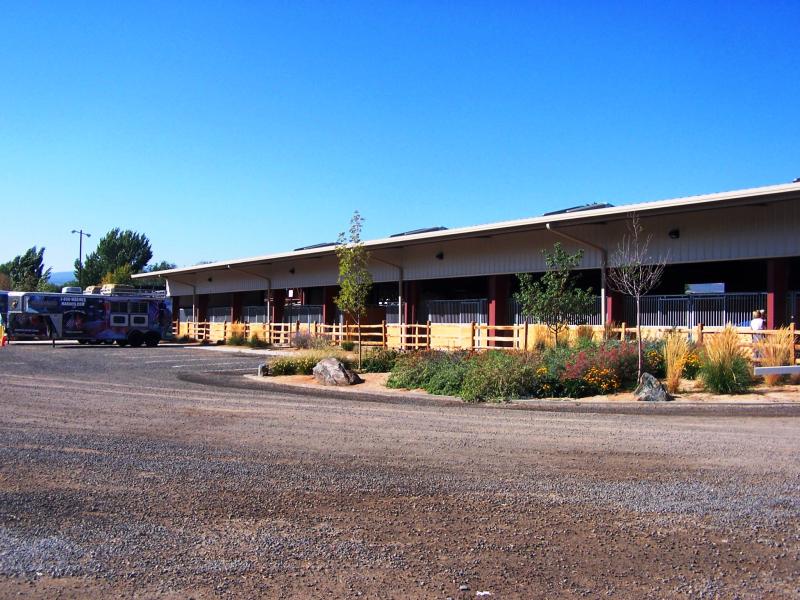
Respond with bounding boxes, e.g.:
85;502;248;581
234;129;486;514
49;271;75;285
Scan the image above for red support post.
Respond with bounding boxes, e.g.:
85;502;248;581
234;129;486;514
488;275;510;347
766;258;788;329
231;292;243;323
322;286;337;324
271;289;286;324
606;290;625;324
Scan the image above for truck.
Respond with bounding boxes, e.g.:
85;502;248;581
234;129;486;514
4;289;172;347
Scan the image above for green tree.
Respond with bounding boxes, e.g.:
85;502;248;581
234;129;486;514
77;228;152;286
335;211;373;369
0;247;53;291
514;242;595;347
146;260;177;273
0;271;11;290
101;264;134;285
135;261;177;289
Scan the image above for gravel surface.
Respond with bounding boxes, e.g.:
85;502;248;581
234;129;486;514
0;341;799;598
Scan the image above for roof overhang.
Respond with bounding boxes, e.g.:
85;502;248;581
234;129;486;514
134;181;800;279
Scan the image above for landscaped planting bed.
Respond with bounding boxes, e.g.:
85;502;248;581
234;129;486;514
382;337;762;402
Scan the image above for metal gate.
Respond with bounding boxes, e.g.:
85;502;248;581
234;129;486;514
282;304;324;325
625;293;767;328
509;297;602;325
426;299;488;324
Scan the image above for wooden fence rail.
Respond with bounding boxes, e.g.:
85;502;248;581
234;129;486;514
174;320;799;365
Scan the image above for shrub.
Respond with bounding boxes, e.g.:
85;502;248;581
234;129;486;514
699;326;752;394
227;323;247;346
177;334;195;343
269;351;353;376
425;352;471;396
341;340;356;351
460;351;537;403
572;325;596;347
361;349;399;373
663;331;689;394
754;326;794;386
531;364;562;398
290;332;329;349
683;347;701;379
247;333;270;349
644;341;666;378
559;345;624;397
228;333;246;346
387;351;471;395
270;357;298;375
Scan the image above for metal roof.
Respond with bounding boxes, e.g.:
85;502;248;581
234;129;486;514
134;181;800;279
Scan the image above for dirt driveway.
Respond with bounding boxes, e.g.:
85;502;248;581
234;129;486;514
1;343;798;598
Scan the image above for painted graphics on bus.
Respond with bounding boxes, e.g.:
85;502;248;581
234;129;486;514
6;293;173;341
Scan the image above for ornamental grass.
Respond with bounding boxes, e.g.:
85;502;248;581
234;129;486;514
754;326;795;386
699;325;752;394
228;322;247;346
662;331;689;394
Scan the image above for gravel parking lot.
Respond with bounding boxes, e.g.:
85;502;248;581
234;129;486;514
1;342;799;598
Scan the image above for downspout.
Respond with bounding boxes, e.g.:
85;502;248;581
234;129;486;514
545;223;607;326
372;256;405;349
226;266;272;323
166;275;198;321
371;257;404;326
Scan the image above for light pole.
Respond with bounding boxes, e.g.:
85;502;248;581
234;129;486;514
71;229;91;287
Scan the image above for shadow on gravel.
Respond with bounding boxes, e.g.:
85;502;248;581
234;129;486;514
178;372;800;418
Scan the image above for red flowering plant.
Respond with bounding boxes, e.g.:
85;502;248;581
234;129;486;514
554;342;641;397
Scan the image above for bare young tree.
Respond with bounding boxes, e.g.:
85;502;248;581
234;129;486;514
607;214;667;379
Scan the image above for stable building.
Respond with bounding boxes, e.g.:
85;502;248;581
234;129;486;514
135;181;800;334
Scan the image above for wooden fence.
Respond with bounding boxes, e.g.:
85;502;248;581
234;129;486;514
174;321;800;365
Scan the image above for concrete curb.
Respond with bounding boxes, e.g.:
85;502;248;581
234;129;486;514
179;371;800;417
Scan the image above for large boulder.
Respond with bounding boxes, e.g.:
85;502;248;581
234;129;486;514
634;372;673;402
313;358;363;386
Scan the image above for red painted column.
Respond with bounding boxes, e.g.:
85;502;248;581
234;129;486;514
322;286;337;324
488;275;510;346
404;281;420;324
606;290;625;324
231;292;243;322
766;258;788;329
271;289;286;323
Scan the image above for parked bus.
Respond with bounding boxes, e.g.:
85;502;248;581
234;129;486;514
4;289;172;347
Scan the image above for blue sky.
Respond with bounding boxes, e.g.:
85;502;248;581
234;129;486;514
2;1;798;272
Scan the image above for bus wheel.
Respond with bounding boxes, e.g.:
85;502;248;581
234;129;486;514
117;339;129;347
144;332;161;347
128;331;144;348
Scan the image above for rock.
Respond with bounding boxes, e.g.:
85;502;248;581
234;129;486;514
312;358;363;386
634;372;673;402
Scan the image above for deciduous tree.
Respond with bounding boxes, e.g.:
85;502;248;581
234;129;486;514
514;242;595;347
608;214;666;379
335;211;373;369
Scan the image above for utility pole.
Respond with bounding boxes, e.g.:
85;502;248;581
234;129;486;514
71;229;91;287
